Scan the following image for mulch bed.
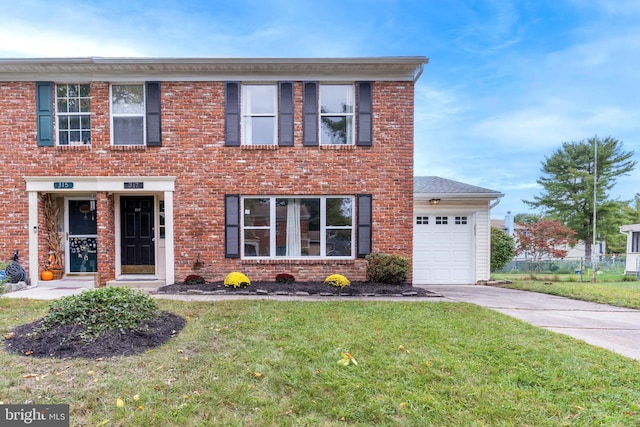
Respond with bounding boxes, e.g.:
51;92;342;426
3;311;186;359
157;281;439;298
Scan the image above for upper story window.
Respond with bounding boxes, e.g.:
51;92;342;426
111;84;145;146
242;84;277;145
56;84;91;145
320;84;354;145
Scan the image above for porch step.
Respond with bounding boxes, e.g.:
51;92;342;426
106;279;165;291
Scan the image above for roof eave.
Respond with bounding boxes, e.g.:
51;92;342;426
0;56;429;82
415;192;505;201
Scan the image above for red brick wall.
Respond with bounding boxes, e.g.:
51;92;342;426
0;80;414;283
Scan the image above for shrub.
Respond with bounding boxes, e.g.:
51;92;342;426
490;227;515;272
365;253;410;284
184;274;205;285
325;274;350;288
622;275;638;282
224;272;251;288
40;287;159;342
275;273;295;284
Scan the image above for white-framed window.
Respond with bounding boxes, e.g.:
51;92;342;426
242;196;354;258
111;84;145;145
632;232;640;252
56;83;91;145
242;84;277;145
416;216;428;225
455;216;468;225
320;84;354;145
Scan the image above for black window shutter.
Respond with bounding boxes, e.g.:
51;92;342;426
302;81;318;146
225;82;240;146
357;194;373;258
36;82;54;146
357;82;373;146
225;194;240;258
279;81;294;146
146;82;162;146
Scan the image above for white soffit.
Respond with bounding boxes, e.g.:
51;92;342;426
0;57;429;82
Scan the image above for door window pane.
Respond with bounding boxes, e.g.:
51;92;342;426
68;200;97;235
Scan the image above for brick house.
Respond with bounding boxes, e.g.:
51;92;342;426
0;57;427;287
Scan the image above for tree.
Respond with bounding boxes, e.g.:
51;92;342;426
490;227;515;272
607;194;640;253
514;219;577;263
524;136;636;259
513;213;541;225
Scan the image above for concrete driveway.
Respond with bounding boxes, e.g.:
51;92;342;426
421;285;640;362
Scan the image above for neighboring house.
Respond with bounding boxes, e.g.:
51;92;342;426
0;56;428;287
619;224;640;274
413;176;503;284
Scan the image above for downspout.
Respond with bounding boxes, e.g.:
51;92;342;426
489;197;502;209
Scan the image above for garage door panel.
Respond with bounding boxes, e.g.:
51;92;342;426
433;251;451;262
451;231;471;244
413;213;474;285
430;231;452;245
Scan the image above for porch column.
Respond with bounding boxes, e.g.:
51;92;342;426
28;191;39;287
164;190;175;285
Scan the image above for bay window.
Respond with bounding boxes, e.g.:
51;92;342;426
242;196;354;258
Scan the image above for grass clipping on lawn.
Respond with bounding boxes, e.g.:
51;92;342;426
3;287;185;359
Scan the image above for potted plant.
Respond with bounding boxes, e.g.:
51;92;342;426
47;252;63;280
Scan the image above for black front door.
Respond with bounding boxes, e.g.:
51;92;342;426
121;196;155;274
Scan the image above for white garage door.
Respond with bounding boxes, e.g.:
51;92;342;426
413;214;474;285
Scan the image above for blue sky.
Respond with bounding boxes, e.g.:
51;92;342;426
2;0;639;220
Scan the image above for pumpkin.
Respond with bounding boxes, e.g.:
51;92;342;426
41;270;54;281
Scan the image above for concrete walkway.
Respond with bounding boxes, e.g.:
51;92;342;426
422;285;640;362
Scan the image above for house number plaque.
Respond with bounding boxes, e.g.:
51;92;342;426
124;182;144;189
53;182;74;189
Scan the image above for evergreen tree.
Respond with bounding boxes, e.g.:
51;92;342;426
524;136;636;259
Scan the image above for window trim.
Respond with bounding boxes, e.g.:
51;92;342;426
319;83;355;146
241;195;355;259
110;83;146;146
632;232;640;253
55;83;91;146
241;83;278;146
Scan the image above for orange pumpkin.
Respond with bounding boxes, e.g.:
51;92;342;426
41;270;54;281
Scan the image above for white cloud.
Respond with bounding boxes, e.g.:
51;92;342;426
0;23;144;57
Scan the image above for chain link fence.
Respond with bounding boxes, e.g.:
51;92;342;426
498;255;626;277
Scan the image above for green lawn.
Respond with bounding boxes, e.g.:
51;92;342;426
2;298;639;426
492;274;640;309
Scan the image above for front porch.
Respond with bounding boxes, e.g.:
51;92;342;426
24;176;176;288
